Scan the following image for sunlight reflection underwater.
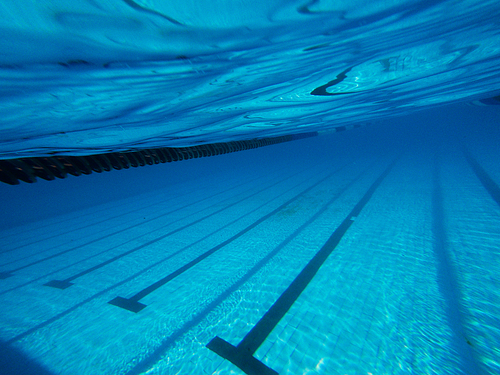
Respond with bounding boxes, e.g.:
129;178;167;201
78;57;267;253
0;0;500;159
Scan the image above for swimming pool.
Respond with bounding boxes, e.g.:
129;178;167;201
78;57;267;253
1;113;499;374
1;1;500;374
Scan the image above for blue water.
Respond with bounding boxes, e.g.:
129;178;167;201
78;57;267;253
1;1;500;375
1;0;500;157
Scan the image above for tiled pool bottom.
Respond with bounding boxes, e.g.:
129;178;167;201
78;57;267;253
0;146;499;375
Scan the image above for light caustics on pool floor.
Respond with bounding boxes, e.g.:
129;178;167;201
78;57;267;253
0;143;499;375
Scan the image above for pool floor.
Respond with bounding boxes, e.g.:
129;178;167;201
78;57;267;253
0;140;499;374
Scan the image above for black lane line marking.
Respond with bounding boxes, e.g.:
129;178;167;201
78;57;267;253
0;169;277;280
431;154;482;375
0;165;317;295
206;158;398;375
43;164;316;289
124;161;374;375
6;162;352;345
463;148;500;208
0;170;228;254
0;178;214;256
5;176;306;341
0;167;288;268
0;164;290;251
0;166;276;266
0;184;232;268
0;186;189;254
108;168;342;313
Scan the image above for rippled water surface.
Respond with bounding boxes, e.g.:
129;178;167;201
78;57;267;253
1;0;500;157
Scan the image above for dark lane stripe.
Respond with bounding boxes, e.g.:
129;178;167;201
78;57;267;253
431;154;482;375
6;163;349;344
0;179;210;256
0;164;317;295
5;182;297;343
0;163;290;252
0;169;278;279
463;147;500;207
124;162;374;375
109;168;341;313
207;157;398;375
1;167;278;266
43;165;316;289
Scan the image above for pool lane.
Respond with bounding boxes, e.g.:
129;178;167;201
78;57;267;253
123;161;376;374
0;161;315;288
44;163;320;291
206;156;399;375
0;164;291;279
463;147;500;208
441;147;500;375
108;164;346;313
1;143;499;375
2;158;348;344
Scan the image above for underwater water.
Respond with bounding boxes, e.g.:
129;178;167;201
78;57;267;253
1;1;500;375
